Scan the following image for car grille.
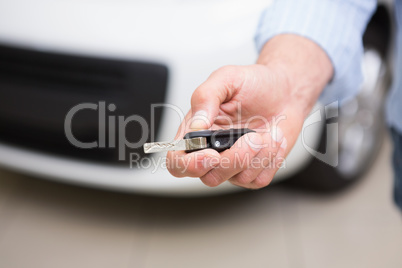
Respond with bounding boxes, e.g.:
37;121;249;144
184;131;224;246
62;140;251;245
0;44;168;166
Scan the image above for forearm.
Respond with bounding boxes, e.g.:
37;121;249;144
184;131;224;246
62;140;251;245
257;34;333;119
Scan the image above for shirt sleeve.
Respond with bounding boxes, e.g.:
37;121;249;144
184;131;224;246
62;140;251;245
255;0;377;105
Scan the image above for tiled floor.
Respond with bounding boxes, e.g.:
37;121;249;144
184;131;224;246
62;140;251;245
0;137;400;268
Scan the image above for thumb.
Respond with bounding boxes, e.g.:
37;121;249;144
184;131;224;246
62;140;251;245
189;66;243;130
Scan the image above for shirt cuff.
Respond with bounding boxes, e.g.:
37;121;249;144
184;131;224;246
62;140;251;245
255;0;377;104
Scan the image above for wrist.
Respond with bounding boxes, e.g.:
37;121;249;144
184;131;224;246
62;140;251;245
257;34;334;117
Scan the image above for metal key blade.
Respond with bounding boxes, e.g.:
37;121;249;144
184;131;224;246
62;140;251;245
143;137;208;154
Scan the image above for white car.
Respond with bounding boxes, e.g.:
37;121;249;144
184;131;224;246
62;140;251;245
0;0;392;196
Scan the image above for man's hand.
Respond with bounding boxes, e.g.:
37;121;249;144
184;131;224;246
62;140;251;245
167;34;333;189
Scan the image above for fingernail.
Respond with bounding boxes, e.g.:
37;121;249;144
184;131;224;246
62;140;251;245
280;138;287;149
270;126;284;142
246;133;263;152
190;110;209;130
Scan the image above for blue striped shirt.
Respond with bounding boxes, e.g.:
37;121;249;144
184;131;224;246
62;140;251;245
255;0;402;133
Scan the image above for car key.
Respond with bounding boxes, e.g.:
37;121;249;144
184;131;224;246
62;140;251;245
143;128;255;154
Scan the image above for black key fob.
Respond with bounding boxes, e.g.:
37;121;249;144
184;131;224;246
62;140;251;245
183;128;255;153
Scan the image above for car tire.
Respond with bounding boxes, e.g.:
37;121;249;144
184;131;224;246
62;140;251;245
284;9;392;193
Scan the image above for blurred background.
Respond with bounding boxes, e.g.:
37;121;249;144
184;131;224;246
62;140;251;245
0;0;401;267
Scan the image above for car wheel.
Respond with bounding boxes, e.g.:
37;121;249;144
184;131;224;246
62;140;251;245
284;36;391;193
